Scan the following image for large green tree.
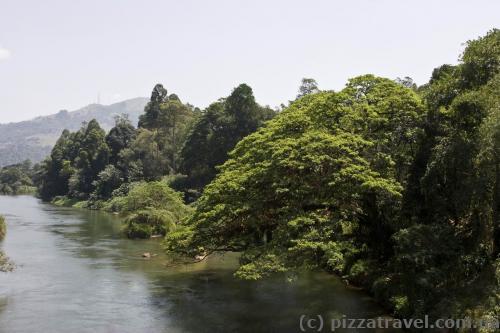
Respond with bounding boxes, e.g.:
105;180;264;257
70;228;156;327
119;129;169;182
297;78;319;98
37;119;110;200
68;119;109;198
106;115;137;165
179;84;275;196
166;75;423;280
37;129;77;199
138;84;169;129
135;84;197;176
393;29;500;319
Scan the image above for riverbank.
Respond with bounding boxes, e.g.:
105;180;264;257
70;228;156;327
51;196;87;208
0;195;398;332
50;181;192;240
0;215;13;272
49;194;407;325
49;192;500;331
0;215;5;240
0;251;14;272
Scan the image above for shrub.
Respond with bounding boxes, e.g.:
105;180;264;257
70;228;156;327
108;181;192;238
0;215;6;240
347;259;378;286
125;209;176;239
391;295;411;317
0;250;15;272
108;181;189;212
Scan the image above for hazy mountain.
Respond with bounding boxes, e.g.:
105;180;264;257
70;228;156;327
0;97;148;167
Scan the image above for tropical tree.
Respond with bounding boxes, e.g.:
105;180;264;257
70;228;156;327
138;83;169;129
68;119;109;198
106;115;137;165
166;75;423;280
179;84;275;197
297;78;319;98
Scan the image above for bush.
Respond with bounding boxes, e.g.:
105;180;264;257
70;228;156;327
125;209;176;239
390;295;411;318
347;259;378;286
107;181;192;238
108;181;189;212
0;184;13;195
51;196;85;207
0;215;6;240
0;216;13;272
14;185;36;195
0;250;15;272
125;221;152;239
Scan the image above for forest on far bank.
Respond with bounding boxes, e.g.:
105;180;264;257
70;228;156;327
0;28;499;329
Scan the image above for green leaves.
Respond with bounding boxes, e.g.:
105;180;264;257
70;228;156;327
133;84;198;179
0;215;5;241
461;29;500;89
37;120;110;200
0;160;36;195
165;75;423;278
107;181;193;239
179;85;275;196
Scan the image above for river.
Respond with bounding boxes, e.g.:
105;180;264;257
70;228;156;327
0;195;398;332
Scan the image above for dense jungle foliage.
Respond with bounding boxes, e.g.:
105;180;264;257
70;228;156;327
31;29;500;327
35;83;275;237
0;160;37;195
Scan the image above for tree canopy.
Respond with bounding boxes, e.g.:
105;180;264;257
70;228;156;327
32;29;500;324
165;75;424;279
178;84;275;198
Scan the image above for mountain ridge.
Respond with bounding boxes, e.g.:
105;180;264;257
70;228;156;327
0;97;148;167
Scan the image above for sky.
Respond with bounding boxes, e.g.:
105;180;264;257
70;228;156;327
0;0;499;123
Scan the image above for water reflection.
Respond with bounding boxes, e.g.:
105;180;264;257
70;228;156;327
0;196;399;332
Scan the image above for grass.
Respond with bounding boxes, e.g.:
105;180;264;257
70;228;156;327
51;196;87;208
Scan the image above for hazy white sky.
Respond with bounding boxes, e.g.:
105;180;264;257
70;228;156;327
0;0;499;123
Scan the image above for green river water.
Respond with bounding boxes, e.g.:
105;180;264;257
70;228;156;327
0;195;399;332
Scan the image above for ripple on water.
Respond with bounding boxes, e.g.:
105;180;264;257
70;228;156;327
0;196;400;333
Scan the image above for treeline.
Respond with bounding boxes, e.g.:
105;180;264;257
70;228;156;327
32;28;499;327
162;29;499;325
35;83;275;236
0;160;37;195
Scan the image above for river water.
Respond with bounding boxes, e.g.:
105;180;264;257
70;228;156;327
0;195;397;332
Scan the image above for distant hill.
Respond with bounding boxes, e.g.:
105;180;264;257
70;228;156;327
0;97;148;167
